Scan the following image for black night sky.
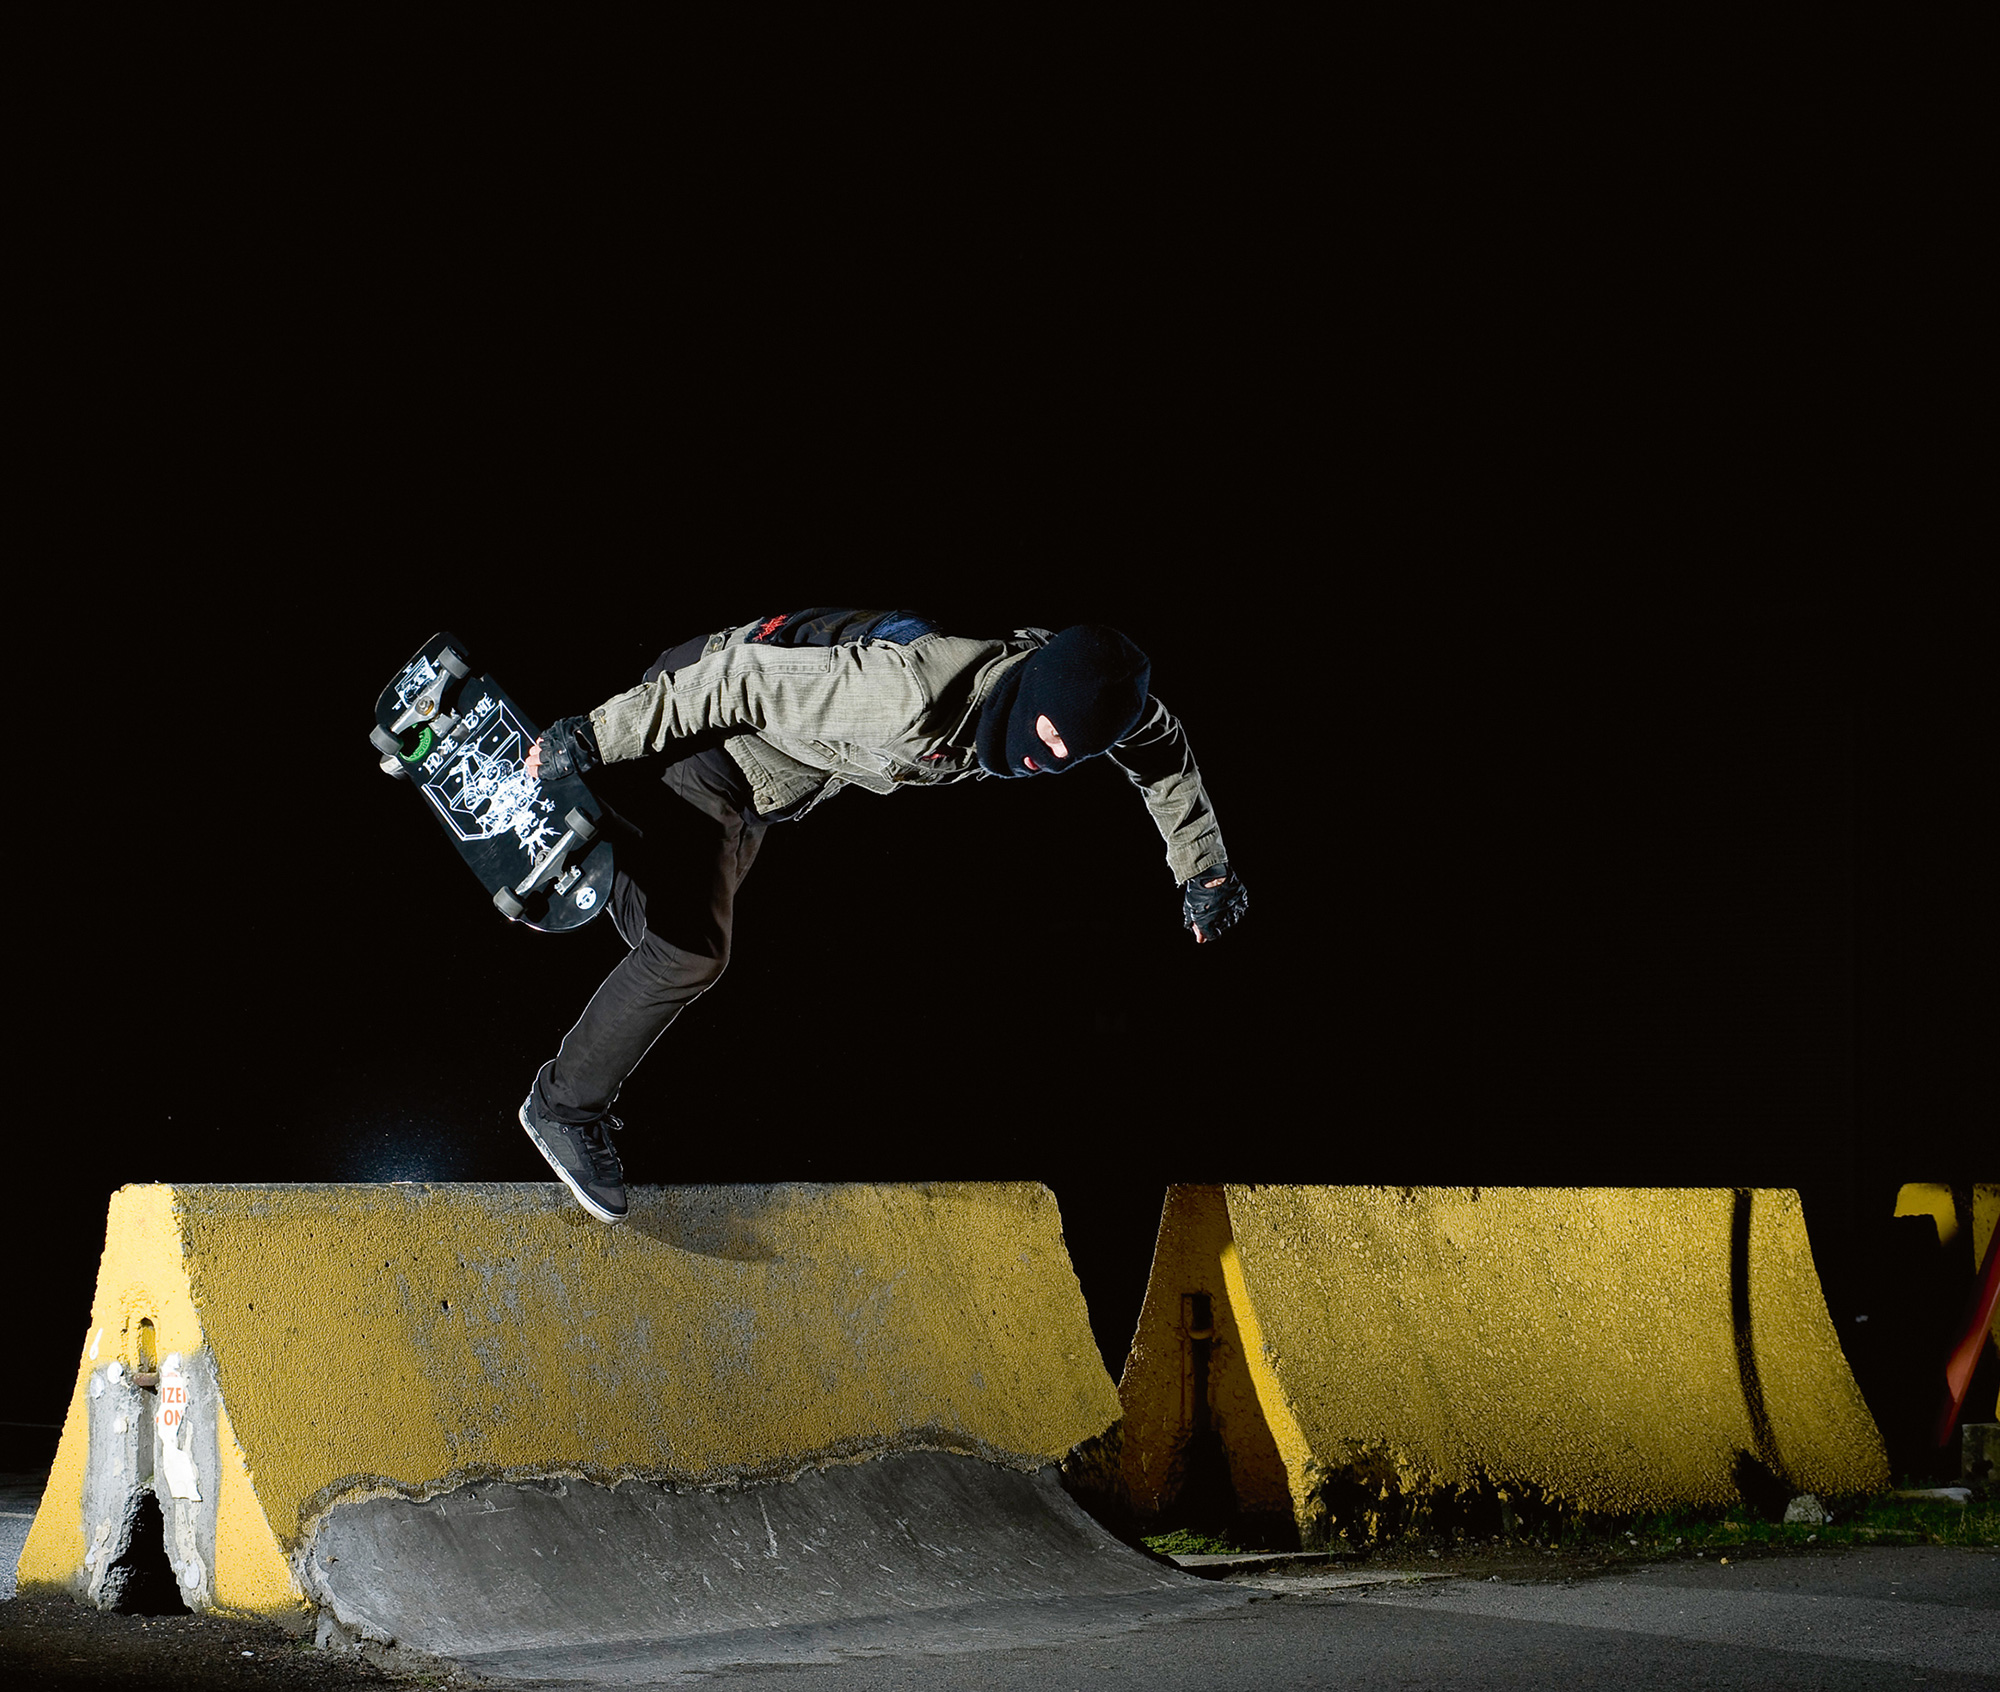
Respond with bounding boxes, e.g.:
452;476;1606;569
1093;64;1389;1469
16;41;1988;1460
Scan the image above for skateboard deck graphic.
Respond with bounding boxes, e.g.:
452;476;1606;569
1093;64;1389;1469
370;631;614;932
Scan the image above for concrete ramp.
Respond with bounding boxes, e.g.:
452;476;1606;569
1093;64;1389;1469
313;1450;1233;1680
1111;1186;1890;1546
21;1182;1236;1673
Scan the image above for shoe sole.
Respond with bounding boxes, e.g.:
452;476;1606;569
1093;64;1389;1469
519;1099;627;1224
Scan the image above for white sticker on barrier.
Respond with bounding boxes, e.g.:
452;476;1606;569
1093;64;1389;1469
156;1353;202;1502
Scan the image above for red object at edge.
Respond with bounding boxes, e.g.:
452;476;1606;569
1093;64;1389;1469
1935;1219;2000;1447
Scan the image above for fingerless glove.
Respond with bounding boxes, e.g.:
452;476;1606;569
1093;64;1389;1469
1181;863;1249;941
536;715;601;780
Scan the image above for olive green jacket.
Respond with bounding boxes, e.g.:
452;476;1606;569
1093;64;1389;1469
588;617;1225;883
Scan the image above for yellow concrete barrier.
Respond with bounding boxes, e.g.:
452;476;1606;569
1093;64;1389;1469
1115;1186;1888;1545
1894;1182;1961;1247
21;1182;1119;1621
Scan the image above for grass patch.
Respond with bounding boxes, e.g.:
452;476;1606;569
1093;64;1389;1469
1142;1528;1267;1558
1631;1492;2000;1555
1142;1491;1999;1564
1390;1492;2000;1560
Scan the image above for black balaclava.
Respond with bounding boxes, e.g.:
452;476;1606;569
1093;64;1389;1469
975;624;1151;777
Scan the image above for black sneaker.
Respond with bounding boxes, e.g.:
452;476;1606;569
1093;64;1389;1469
519;1068;628;1223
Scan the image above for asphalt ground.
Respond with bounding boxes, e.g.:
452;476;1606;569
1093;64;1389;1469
686;1549;2000;1692
649;1545;2000;1690
0;1476;34;1605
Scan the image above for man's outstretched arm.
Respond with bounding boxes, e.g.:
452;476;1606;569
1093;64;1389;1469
1106;696;1249;944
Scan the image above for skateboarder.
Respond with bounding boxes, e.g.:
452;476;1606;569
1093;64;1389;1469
516;610;1248;1222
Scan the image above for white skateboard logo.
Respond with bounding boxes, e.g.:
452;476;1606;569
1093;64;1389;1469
417;694;560;863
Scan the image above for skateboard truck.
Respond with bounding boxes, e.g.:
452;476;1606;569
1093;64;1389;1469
388;646;471;736
494;807;599;920
370;649;478;778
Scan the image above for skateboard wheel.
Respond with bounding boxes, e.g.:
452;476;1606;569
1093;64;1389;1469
439;647;471;680
368;725;401;757
564;808;598;843
493;887;525;921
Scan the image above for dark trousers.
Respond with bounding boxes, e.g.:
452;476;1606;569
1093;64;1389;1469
535;742;768;1123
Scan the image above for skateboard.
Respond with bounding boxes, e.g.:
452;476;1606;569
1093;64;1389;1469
369;631;615;932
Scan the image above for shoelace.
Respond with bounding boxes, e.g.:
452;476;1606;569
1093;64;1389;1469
575;1113;625;1183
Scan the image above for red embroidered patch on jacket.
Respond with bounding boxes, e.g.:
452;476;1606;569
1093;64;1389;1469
751;613;791;642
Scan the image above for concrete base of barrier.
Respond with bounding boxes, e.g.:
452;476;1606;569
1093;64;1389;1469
1110;1186;1891;1548
309;1449;1242;1679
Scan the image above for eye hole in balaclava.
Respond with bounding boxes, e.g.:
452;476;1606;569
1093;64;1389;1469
975;625;1151;777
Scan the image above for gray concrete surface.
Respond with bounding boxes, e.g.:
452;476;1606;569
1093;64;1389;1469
0;1475;43;1603
640;1546;2000;1691
0;1521;28;1601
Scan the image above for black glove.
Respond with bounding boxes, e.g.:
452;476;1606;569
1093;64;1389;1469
1182;863;1249;943
535;715;601;780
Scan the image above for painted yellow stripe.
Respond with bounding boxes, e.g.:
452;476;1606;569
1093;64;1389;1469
1218;1239;1316;1521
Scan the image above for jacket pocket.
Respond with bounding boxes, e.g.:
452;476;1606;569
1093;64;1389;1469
746;648;836;678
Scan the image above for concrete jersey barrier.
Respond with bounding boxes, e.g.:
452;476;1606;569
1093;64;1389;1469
19;1181;1125;1627
1113;1186;1890;1546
